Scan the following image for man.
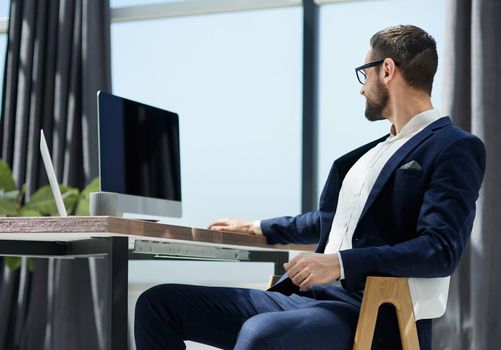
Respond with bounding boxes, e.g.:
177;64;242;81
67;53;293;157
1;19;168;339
135;25;485;350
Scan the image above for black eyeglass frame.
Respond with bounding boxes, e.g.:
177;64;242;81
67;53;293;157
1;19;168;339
355;59;400;85
355;60;384;85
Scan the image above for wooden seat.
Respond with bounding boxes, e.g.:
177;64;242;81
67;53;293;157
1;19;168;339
353;276;419;350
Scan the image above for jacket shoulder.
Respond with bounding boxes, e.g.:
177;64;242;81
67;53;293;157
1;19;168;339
433;120;485;151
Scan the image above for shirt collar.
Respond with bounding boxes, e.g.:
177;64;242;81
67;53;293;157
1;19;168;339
389;108;442;139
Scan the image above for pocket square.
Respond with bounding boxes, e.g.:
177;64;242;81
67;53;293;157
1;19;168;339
400;160;422;171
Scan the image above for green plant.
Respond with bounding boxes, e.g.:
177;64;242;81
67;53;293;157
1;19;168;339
0;159;100;270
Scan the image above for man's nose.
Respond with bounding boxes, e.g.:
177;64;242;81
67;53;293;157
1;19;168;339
360;86;365;95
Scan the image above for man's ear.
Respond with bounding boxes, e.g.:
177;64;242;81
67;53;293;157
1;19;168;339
382;58;397;83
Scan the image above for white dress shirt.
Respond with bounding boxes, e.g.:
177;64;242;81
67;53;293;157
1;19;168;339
256;109;442;280
324;109;442;278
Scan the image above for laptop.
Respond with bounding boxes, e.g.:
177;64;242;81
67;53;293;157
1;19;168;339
39;129;68;217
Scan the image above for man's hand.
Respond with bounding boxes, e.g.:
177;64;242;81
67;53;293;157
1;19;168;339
208;218;256;234
284;253;341;292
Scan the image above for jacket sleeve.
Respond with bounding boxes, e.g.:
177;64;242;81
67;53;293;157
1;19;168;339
260;211;322;245
340;134;486;291
260;135;387;246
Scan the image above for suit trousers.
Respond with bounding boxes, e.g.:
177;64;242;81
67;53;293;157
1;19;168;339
134;283;409;350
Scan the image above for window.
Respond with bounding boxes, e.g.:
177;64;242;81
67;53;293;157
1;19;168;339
1;0;10;113
0;34;7;113
317;0;446;198
111;7;303;228
0;0;10;16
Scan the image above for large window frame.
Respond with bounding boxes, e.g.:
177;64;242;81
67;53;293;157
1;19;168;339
0;0;372;33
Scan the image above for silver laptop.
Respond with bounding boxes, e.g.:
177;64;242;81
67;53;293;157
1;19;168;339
39;129;67;217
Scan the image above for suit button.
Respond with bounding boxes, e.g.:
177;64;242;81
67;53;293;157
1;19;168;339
354;237;360;242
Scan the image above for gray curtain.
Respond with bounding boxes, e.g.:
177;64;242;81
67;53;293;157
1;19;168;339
433;0;501;349
0;0;112;349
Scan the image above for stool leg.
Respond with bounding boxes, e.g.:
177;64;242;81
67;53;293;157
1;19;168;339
394;284;420;350
353;278;381;350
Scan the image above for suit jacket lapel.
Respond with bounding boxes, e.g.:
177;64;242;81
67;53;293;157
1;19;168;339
357;117;451;223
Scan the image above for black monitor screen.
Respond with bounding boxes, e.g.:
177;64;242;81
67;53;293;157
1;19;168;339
98;92;181;201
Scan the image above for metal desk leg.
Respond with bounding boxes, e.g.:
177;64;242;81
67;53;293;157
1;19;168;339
105;236;129;350
0;237;130;349
66;236;129;349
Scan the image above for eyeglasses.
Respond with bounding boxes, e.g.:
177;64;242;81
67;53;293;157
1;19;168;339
355;60;384;85
355;59;400;85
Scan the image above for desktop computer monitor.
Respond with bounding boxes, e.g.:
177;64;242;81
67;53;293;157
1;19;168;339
96;91;182;218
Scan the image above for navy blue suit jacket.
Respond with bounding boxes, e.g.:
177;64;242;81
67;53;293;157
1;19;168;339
263;116;485;299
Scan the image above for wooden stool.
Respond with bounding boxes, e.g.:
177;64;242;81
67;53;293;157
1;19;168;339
353;276;420;350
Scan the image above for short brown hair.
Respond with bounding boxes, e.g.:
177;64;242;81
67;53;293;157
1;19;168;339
370;25;438;95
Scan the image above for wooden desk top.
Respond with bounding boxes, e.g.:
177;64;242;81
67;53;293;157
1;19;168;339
0;216;315;252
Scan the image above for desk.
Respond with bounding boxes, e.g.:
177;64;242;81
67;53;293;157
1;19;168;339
0;216;311;349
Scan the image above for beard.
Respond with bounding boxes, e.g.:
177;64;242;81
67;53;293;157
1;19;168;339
364;80;389;121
